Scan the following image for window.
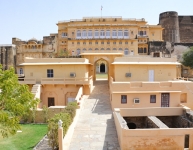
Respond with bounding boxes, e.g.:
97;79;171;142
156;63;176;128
144;48;147;53
83;42;86;45
106;30;110;38
77;49;81;55
118;30;123;37
76;30;81;39
131;31;133;34
19;68;23;74
77;42;80;45
72;32;74;35
83;48;86;51
113;42;116;44
121;95;127;104
143;31;147;36
125;42;128;44
89;41;92;45
82;30;87;39
88;30;92;38
131;42;133;45
124;30;128;37
100;30;105;37
138;48;143;53
62;32;67;37
124;48;129;55
47;69;53;78
119;48;123;51
152;33;154;36
107;41;110;44
72;42;74;44
101;41;104;44
94;30;99;38
89;48;92;51
150;95;156;103
112;30;117;38
119;41;122;44
113;48;117;51
101;48;105;50
95;48;99;50
95;41;98;44
106;48;110;50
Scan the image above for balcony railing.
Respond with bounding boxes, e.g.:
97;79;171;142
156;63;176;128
41;76;93;85
19;78;36;84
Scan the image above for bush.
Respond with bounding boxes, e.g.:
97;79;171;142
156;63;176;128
47;101;78;150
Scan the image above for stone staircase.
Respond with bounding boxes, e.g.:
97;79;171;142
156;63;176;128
31;84;41;99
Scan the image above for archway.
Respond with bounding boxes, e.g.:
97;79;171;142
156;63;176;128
100;63;105;73
94;58;109;81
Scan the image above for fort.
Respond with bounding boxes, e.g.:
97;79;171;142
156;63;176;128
159;11;193;43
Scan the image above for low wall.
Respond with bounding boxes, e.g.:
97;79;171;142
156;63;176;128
113;108;193;150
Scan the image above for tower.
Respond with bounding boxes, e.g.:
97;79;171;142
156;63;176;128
159;11;180;43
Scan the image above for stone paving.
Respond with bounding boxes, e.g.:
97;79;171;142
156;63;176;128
68;80;120;150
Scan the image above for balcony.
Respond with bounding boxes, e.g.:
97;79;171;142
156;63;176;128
41;76;93;85
19;78;36;84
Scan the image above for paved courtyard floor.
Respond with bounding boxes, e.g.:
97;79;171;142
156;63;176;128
68;80;120;150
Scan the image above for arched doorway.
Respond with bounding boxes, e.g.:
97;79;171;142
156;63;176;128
94;58;108;81
100;63;105;73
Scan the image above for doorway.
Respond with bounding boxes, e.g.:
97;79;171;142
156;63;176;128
149;70;154;81
48;97;55;107
95;59;108;81
100;63;105;73
161;93;170;107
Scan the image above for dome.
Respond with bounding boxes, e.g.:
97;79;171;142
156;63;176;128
28;38;38;42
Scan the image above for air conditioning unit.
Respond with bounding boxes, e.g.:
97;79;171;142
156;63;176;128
125;73;131;77
70;73;76;78
134;98;140;104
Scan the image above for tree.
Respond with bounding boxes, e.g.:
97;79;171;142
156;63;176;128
182;47;193;69
0;65;39;137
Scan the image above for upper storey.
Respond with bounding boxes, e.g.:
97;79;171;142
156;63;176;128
57;17;163;41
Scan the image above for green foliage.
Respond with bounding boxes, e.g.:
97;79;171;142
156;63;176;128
55;50;70;58
47;101;78;150
42;105;49;123
182;47;193;69
0;65;39;137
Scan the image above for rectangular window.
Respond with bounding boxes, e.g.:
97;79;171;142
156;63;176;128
112;30;117;38
89;42;92;45
88;30;92;38
119;41;122;44
150;95;156;103
101;41;104;44
83;42;86;45
95;41;98;44
47;69;53;78
106;30;110;38
125;42;128;44
121;95;127;104
107;42;110;44
95;30;99;37
100;30;105;37
77;42;80;45
113;42;116;44
76;30;81;38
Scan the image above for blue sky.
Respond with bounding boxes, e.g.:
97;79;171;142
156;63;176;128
0;0;192;44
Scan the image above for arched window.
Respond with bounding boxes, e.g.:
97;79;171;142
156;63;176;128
101;48;105;51
106;48;110;50
119;48;123;51
88;30;92;38
124;48;129;55
113;48;117;51
83;48;86;51
82;30;87;39
77;48;81;55
89;48;92;51
106;30;110;38
112;30;117;38
76;30;81;39
95;48;99;50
